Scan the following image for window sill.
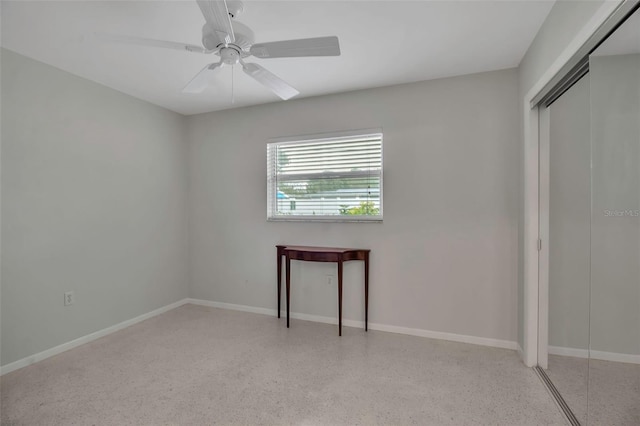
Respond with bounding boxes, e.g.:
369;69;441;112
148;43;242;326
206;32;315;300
267;216;383;223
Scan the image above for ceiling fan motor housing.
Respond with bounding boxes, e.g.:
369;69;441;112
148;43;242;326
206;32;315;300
201;21;254;52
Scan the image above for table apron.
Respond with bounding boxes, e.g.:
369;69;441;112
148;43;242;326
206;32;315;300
284;252;367;263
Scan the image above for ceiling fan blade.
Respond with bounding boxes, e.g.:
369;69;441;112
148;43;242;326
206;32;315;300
95;33;207;53
182;62;223;93
250;36;340;59
242;63;299;100
197;0;235;44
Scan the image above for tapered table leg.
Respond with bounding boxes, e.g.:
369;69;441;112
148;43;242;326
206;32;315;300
338;258;343;336
364;251;369;332
286;254;291;328
277;247;282;318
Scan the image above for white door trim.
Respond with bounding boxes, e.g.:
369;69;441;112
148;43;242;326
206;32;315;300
538;106;550;370
521;0;622;367
523;103;540;368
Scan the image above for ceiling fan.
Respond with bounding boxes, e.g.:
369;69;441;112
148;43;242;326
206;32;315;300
98;0;341;100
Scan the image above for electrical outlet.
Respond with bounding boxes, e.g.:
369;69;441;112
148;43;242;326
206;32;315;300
64;291;75;306
326;275;335;285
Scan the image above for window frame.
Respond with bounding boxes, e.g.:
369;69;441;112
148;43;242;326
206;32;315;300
266;129;383;223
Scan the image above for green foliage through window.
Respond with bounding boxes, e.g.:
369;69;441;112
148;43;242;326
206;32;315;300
339;201;380;216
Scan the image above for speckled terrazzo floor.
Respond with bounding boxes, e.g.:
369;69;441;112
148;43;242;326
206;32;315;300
1;304;566;425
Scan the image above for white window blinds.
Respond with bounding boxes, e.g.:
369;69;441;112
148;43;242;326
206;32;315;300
267;131;383;221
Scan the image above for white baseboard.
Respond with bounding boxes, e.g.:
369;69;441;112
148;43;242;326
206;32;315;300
517;343;524;360
549;345;640;365
0;298;190;376
1;297;521;376
187;298;276;317
549;345;589;359
186;298;518;351
589;350;640;365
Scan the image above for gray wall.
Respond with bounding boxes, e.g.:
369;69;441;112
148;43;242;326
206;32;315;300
516;0;607;351
187;69;520;343
0;3;4;369
548;75;591;351
1;49;189;365
590;53;640;356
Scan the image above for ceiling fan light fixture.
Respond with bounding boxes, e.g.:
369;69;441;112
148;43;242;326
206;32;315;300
220;46;241;65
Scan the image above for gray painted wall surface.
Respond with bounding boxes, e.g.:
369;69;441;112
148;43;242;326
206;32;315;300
1;49;189;365
187;69;520;343
0;2;4;369
548;75;591;351
590;53;640;356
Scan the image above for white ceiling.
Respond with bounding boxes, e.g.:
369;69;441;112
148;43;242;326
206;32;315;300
1;1;554;116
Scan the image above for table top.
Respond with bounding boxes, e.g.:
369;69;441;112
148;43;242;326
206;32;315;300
277;245;370;254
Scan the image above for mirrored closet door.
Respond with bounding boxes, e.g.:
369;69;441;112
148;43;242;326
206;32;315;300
545;72;591;425
587;11;640;424
541;5;640;425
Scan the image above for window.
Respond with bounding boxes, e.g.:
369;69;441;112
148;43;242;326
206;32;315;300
267;130;383;222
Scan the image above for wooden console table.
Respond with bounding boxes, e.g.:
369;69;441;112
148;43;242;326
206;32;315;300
276;245;370;336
